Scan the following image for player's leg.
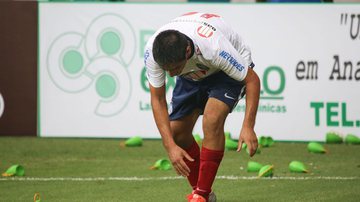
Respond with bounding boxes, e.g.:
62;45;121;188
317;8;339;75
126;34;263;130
169;76;203;190
171;109;201;190
194;71;245;200
171;109;201;149
193;98;229;199
202;98;229;150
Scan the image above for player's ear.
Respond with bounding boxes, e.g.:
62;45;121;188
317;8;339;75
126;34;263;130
185;41;192;59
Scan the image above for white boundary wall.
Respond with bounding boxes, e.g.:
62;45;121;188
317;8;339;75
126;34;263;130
39;3;360;141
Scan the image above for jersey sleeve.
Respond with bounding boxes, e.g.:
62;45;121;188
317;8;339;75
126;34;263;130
144;48;166;88
230;32;254;69
200;33;250;82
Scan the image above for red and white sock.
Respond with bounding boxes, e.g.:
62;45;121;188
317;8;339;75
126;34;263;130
194;146;224;199
184;140;200;190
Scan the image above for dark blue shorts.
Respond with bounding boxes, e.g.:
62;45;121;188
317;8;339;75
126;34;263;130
169;71;246;121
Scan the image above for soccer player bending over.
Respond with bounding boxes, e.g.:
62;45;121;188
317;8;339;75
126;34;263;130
144;12;260;202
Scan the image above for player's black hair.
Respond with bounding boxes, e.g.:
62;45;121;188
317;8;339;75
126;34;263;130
152;30;188;69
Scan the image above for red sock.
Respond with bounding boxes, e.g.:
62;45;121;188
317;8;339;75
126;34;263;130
195;147;224;199
184;140;200;190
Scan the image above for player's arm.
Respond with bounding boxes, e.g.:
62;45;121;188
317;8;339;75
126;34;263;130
146;45;194;175
149;83;194;177
237;68;260;157
149;84;175;150
146;49;177;153
145;47;176;151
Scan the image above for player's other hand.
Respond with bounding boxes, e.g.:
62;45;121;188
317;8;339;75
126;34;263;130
167;145;194;177
237;127;258;157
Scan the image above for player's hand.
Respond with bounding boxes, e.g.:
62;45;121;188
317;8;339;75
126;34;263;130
237;127;258;157
167;145;194;177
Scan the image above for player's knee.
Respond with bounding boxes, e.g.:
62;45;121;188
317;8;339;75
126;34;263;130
172;133;184;144
172;132;193;148
203;113;223;137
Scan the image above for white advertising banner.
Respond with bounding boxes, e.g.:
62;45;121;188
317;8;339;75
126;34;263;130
39;3;360;141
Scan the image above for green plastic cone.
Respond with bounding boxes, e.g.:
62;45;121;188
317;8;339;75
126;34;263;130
289;161;309;173
247;161;263;172
345;134;360;144
326;132;343;144
193;134;202;145
266;136;274;146
2;164;25;177
259;136;275;147
150;159;171;170
225;138;238;151
258;165;274;177
258;136;266;147
224;132;232;140
307;142;327;153
125;136;143;147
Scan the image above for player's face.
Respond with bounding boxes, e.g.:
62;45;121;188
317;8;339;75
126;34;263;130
166;60;187;77
164;43;192;77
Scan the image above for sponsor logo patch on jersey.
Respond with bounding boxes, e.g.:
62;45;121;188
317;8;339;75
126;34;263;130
219;50;244;71
197;26;214;38
144;50;150;66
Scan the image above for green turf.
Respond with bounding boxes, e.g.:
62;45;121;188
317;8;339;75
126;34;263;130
0;137;359;201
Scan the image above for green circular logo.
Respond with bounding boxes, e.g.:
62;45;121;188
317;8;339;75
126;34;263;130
47;14;135;116
62;50;83;75
95;74;117;99
100;31;121;55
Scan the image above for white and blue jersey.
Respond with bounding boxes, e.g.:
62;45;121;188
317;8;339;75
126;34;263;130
144;12;254;88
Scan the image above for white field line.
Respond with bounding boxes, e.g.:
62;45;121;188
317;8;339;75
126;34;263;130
0;176;359;182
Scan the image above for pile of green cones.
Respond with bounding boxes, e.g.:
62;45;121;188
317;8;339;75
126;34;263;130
243;131;359;178
246;161;274;177
326;131;360;145
258;136;274;147
247;161;274;177
247;160;310;176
